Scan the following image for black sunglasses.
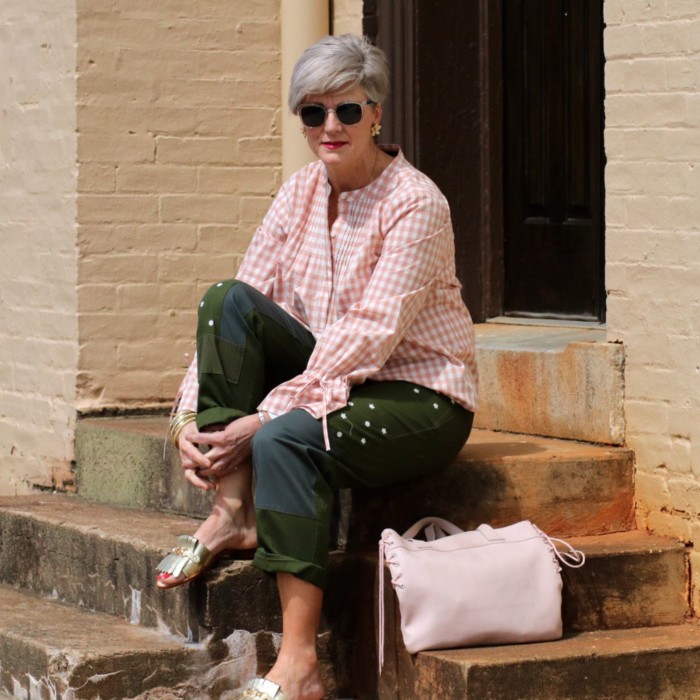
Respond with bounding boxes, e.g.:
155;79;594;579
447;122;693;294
298;100;376;128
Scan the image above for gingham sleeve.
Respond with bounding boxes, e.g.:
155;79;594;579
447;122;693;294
258;189;452;418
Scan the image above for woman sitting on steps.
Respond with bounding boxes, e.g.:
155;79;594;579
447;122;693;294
156;34;478;700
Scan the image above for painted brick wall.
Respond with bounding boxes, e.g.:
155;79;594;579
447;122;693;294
604;1;700;607
76;0;282;410
333;0;364;36
0;1;78;494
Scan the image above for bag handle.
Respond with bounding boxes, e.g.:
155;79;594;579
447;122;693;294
401;516;463;540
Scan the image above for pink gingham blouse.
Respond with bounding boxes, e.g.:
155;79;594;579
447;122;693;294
177;148;478;430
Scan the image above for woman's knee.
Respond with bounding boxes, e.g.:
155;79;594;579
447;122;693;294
252;411;324;459
199;278;249;309
251;412;326;517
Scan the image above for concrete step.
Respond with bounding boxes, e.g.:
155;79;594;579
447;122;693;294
350;429;634;547
372;623;700;699
474;322;625;444
75;415;212;517
563;531;689;632
75;418;635;540
0;493;272;642
0;494;689;699
1;494;673;638
0;584;194;699
0;494;358;698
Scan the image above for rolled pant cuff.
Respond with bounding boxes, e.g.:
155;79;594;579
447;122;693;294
253;550;327;589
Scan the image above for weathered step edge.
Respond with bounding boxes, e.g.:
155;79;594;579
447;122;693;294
351;429;635;544
0;495;361;698
0;496;668;641
0;585;195;700
398;624;700;700
474;323;625;445
75;417;636;539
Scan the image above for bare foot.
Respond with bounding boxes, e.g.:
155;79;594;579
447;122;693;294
265;650;325;700
157;474;257;588
194;495;258;554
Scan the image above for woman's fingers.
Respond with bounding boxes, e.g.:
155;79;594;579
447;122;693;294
180;433;212;469
183;466;215;491
189;430;224;447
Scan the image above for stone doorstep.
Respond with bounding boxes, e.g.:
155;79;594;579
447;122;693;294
474;322;625;445
0;495;686;638
0;585;195;700
379;623;700;699
75;417;635;539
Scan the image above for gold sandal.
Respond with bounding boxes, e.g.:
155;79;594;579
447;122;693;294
237;679;288;700
155;535;217;589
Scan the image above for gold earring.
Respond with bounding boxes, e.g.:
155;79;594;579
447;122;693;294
300;126;307;136
370;123;382;138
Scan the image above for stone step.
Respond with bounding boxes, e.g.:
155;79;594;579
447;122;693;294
0;584;194;699
75;415;212;517
0;494;689;699
0;493;270;642
350;429;634;547
348;529;689;685
0;494;355;697
371;623;700;699
562;531;688;632
75;418;635;540
0;495;682;640
474;322;625;444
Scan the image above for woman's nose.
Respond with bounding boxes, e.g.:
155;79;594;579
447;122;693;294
324;111;343;131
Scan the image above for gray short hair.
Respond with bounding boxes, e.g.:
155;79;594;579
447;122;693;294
288;34;390;113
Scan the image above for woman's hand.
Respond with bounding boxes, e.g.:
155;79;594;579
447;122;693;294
177;421;215;491
183;414;264;485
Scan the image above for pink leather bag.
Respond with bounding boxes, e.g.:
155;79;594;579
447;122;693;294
378;517;585;671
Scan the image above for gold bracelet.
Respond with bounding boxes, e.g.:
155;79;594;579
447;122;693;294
168;410;197;448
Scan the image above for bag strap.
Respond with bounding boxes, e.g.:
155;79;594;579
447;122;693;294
377;535;390;675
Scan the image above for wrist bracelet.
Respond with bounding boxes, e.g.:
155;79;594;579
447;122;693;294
258;411;268;426
168;410;197;448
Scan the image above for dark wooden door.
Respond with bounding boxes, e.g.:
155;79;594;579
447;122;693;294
364;0;504;322
365;0;605;322
503;0;605;320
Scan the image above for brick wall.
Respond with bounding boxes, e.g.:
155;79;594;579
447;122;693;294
333;0;363;36
0;1;78;494
604;1;700;607
76;0;282;411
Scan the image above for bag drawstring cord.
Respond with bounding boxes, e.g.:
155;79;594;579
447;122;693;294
377;536;402;675
536;526;587;570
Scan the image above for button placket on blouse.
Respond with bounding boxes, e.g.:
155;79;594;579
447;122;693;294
327;195;349;325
